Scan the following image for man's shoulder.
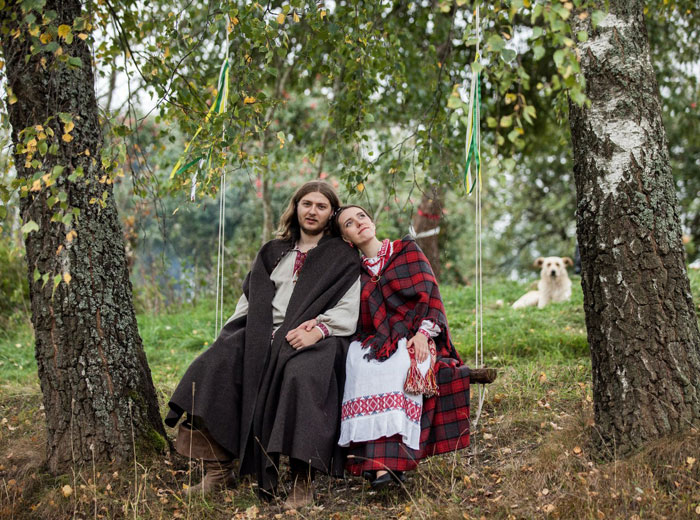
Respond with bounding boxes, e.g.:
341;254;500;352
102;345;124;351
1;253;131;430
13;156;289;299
256;239;294;271
260;238;293;252
317;236;361;265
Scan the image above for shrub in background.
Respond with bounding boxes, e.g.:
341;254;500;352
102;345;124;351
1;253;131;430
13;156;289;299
0;238;29;323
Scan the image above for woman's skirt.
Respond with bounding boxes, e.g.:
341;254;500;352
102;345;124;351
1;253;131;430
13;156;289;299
338;338;431;451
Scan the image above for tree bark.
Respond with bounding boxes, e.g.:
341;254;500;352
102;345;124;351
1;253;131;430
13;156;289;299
1;0;166;473
412;186;443;280
569;0;700;456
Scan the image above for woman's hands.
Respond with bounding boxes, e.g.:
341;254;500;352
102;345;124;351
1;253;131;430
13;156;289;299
407;332;430;363
285;319;322;349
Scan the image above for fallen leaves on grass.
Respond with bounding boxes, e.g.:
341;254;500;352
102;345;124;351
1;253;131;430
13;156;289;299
61;484;73;497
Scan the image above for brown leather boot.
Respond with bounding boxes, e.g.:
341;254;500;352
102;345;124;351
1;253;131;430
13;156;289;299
184;459;236;496
282;477;314;510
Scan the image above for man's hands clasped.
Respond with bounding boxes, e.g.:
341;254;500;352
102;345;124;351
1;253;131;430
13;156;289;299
285;319;322;349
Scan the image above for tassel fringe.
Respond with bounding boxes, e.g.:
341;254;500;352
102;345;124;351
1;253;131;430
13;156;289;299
404;341;440;397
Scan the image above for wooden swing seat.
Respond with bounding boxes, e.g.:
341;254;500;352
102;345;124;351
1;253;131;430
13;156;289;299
469;367;497;384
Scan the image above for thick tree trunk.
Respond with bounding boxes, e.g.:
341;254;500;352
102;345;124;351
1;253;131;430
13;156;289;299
412;186;443;280
2;0;166;473
569;0;700;456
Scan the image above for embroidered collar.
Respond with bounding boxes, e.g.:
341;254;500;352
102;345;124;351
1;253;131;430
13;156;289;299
361;239;392;276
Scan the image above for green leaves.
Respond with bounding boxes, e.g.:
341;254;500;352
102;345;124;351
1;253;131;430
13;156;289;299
591;10;606;29
487;34;506;53
21;220;39;235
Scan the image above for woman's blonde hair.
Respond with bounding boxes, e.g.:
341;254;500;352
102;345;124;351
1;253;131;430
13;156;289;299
276;181;341;241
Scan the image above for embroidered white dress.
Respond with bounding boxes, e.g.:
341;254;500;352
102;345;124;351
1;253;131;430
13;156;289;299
338;240;438;450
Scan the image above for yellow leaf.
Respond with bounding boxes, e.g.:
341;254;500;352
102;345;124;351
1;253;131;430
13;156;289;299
356;182;364;192
66;230;77;242
276;13;285;24
320;10;326;18
55;46;63;57
573;446;582;455
0;60;4;70
29;26;40;37
30;179;42;192
8;88;17;104
293;12;300;22
243;96;256;104
538;371;547;383
64;121;74;133
84;148;90;156
232;16;239;25
687;456;696;468
62;133;73;142
77;33;88;40
61;484;73;497
57;24;71;39
63;272;72;284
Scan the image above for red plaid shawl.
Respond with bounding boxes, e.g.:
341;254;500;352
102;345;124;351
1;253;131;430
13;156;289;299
356;236;462;370
347;237;470;474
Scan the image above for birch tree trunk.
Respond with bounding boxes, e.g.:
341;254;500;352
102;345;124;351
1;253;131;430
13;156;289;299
1;0;166;473
569;0;700;456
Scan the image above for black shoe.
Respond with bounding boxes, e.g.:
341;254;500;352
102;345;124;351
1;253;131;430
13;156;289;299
362;470;376;482
370;470;406;489
370;471;393;489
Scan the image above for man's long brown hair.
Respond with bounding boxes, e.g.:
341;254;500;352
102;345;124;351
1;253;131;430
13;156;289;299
276;181;341;241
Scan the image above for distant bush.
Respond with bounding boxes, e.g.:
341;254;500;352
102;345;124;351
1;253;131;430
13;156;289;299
0;239;29;322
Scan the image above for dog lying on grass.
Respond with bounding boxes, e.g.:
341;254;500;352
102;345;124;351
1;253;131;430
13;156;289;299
512;256;573;309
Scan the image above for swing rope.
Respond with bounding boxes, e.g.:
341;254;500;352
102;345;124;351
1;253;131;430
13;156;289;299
214;19;232;338
462;2;487;431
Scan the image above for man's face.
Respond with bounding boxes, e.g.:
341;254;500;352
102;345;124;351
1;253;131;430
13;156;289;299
296;192;333;236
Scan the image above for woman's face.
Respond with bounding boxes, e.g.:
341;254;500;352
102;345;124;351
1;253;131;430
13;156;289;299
337;206;376;245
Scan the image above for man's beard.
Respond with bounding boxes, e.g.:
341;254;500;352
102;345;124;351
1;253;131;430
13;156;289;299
299;220;326;236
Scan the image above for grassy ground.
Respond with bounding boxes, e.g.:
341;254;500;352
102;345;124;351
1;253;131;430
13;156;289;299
1;271;699;518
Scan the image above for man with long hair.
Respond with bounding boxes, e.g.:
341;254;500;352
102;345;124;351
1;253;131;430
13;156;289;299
166;181;360;509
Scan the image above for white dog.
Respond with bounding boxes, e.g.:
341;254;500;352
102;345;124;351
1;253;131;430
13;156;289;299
512;256;573;309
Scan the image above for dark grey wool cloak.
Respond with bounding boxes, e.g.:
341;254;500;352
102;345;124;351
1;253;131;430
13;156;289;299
165;235;360;493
